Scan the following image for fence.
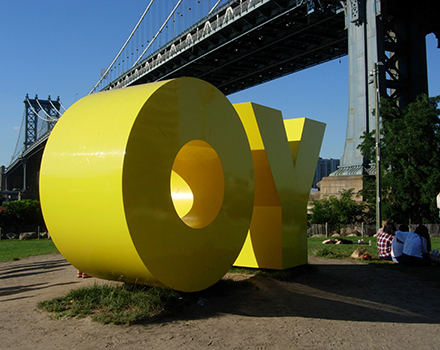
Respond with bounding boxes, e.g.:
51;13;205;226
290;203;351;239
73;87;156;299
307;223;440;237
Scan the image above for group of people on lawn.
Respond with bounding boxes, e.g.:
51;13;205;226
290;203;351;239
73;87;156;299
376;221;440;266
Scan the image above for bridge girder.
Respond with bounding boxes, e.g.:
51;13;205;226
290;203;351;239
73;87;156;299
103;0;347;95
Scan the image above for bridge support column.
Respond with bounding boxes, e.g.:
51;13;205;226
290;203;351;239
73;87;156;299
0;166;5;193
338;0;381;171
336;0;437;174
22;161;27;194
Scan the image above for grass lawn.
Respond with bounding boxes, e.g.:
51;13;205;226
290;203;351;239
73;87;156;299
308;236;379;260
2;235;439;264
37;284;188;325
308;236;440;261
0;238;59;262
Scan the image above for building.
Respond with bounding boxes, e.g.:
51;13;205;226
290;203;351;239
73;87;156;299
312;158;340;189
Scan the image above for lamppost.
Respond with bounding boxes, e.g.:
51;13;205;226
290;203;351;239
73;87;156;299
371;62;383;233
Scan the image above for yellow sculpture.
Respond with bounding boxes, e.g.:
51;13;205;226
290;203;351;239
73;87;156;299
232;103;325;269
39;78;255;292
39;77;325;292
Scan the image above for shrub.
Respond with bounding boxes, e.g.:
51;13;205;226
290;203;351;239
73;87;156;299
309;189;373;230
0;200;45;233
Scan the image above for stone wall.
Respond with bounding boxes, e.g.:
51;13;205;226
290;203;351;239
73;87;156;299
314;174;373;202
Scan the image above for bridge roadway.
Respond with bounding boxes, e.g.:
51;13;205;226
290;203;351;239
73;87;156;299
2;134;47;200
100;0;347;95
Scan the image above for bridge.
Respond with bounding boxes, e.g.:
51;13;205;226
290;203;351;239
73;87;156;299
1;96;64;200
2;0;439;200
91;0;347;96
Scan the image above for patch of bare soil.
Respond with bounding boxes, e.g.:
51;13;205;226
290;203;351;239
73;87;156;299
1;253;440;349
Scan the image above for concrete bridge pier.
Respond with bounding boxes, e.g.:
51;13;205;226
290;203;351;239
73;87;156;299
321;0;439;181
319;0;439;198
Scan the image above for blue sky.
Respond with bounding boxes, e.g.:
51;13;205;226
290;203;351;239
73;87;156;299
1;1;439;167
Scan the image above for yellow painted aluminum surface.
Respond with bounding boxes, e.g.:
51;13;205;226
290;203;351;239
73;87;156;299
39;78;254;292
233;102;325;269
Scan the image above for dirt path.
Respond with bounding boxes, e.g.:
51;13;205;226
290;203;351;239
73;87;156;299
1;253;440;349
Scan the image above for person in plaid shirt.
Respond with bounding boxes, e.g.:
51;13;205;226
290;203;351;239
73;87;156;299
377;221;396;261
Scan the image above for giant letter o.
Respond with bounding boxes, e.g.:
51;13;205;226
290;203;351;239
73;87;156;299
39;78;254;292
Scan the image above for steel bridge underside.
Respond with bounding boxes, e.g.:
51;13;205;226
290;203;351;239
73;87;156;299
105;0;347;95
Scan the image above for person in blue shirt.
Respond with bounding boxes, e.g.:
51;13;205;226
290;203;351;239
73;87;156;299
392;224;440;266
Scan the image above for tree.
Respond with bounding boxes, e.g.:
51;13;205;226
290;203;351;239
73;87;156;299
0;200;45;233
358;94;440;224
309;189;372;228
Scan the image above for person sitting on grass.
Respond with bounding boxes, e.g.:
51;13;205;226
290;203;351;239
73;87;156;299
377;221;396;261
391;224;410;263
322;238;358;244
374;219;388;237
393;224;440;266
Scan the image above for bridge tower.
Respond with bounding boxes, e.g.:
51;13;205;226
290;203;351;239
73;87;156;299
338;0;440;172
2;95;63;201
318;0;439;213
24;95;61;149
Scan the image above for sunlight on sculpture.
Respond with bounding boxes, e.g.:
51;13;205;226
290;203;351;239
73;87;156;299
40;78;254;292
39;77;325;292
170;140;225;229
233;103;325;269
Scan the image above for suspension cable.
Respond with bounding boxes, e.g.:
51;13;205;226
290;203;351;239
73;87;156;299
89;0;156;94
35;99;58;121
132;0;183;67
91;0;225;94
26;98;57;122
208;0;222;14
10;109;26;163
48;99;63;117
59;101;68;111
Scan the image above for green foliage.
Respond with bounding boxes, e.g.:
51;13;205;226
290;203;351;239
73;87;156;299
358;94;440;224
0;200;45;232
359;175;376;211
0;239;58;262
309;189;373;228
38;284;188;324
358;129;377;163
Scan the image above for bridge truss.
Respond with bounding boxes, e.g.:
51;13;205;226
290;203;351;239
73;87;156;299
2;96;64;200
23;95;62;149
93;0;347;95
